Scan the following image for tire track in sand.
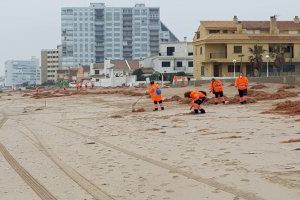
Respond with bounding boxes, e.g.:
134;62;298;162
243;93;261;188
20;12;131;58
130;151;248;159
0;117;57;200
53;123;265;200
18;122;114;200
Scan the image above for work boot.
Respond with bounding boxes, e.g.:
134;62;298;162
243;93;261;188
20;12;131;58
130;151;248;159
222;101;226;104
200;109;206;114
161;107;165;110
153;108;158;111
194;109;199;114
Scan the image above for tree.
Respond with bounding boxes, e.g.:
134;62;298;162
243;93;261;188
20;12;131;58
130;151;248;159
248;44;266;77
149;71;161;81
270;45;286;76
132;68;145;81
175;71;186;76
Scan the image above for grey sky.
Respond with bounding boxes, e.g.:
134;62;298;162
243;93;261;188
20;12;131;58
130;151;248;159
0;0;299;75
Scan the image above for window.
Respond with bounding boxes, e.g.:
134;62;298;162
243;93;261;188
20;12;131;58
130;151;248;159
234;46;242;54
188;52;193;56
167;47;175;56
283;64;295;72
188;61;193;67
106;12;112;21
162;61;171;67
201;66;205;76
176;61;183;67
228;64;241;72
200;47;203;55
209;30;220;34
95;70;100;75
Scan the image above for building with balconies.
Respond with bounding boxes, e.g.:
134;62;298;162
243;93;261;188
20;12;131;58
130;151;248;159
5;57;39;87
41;48;59;84
193;16;300;79
61;3;178;68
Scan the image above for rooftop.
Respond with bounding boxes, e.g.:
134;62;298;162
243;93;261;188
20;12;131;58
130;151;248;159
200;19;300;31
93;60;140;71
200;34;300;42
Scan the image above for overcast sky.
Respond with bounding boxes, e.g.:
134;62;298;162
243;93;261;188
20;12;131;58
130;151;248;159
0;0;299;75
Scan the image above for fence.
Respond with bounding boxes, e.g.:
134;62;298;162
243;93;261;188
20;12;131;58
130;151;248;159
190;75;300;85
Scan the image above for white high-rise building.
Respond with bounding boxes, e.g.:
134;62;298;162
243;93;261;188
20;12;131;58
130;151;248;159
61;3;178;68
5;57;39;87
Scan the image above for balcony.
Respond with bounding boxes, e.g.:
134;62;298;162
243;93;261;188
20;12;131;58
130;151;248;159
209;52;227;59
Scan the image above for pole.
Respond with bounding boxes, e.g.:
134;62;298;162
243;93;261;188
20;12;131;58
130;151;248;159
233;62;236;78
266;61;269;77
161;72;164;87
240;57;243;74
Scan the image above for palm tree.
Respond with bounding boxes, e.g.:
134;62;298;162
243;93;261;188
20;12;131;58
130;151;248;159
270;45;286;76
248;44;266;77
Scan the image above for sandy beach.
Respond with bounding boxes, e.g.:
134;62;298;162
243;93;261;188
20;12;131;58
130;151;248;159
0;83;299;200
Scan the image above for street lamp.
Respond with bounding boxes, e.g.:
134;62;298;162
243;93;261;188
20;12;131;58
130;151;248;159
233;59;237;78
238;54;245;74
266;55;270;77
161;70;166;87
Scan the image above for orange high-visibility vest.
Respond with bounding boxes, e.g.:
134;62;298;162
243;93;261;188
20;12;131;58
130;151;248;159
148;83;162;101
235;76;249;90
190;91;206;101
210;80;224;93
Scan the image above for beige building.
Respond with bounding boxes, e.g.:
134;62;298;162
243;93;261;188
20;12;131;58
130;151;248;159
41;49;59;83
193;16;300;79
56;65;90;82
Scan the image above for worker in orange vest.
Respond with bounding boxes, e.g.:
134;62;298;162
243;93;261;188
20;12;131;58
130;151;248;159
173;75;178;86
235;73;249;104
209;78;225;104
35;86;40;94
184;90;207;114
76;82;80;91
146;81;164;111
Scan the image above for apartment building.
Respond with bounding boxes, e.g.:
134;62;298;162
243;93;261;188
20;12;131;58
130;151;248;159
61;3;178;68
5;57;39;87
41;49;59;83
193;16;300;79
142;41;194;75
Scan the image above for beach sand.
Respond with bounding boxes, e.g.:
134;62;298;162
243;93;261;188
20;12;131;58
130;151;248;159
0;83;299;200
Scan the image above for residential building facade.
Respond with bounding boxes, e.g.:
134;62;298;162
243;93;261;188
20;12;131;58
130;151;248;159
41;49;59;83
142;41;194;75
61;3;178;68
91;59;140;81
193;16;300;79
5;57;39;87
90;60;139;87
56;65;90;82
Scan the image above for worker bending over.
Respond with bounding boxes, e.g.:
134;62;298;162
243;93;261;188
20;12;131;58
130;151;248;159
184;90;207;114
235;73;249;104
146;81;164;111
209;78;225;104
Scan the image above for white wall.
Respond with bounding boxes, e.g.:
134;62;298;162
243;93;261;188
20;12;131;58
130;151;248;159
92;75;137;87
